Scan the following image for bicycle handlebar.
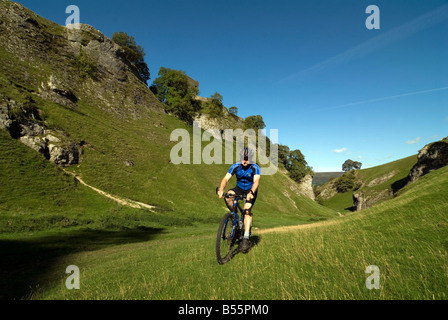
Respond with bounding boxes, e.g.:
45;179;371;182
216;187;247;201
224;193;246;201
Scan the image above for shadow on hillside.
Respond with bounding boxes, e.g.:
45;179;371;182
0;227;164;300
391;177;409;194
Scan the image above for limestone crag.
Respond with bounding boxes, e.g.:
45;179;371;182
193;97;244;134
0;0;165;166
0;0;163;120
404;137;448;186
352;189;392;212
291;174;315;200
0;98;80;166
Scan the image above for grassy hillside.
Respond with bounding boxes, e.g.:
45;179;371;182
0;1;339;299
20;163;448;300
0;0;336;234
0;90;336;232
319;155;418;213
0;129;201;234
2;0;446;301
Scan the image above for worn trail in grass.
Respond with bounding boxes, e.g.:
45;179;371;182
29;166;448;300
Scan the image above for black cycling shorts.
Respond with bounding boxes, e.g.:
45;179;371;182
229;186;258;206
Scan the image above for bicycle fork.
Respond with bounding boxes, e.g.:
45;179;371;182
222;200;244;240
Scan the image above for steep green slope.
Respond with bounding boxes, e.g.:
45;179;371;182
0;129;198;233
318;155;418;213
29;161;448;300
0;0;336;234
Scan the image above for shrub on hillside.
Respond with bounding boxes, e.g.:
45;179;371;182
335;171;355;193
208;92;224;118
150;67;200;122
112;32;150;84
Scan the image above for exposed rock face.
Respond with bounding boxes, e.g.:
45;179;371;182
0;0;165;165
296;174;315;200
0;0;163;119
405;138;448;185
352;189;392;212
193;98;244;133
315;179;338;200
367;170;398;187
47;142;79;166
282;175;315;202
0;98;80;166
39;74;78;109
0;101;14;132
186;76;199;90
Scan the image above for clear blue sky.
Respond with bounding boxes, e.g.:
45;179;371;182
15;0;448;171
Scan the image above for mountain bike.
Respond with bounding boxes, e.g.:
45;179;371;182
216;191;250;265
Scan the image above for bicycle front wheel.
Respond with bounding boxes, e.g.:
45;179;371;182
216;212;236;265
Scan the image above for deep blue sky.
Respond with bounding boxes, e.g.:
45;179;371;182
15;0;448;171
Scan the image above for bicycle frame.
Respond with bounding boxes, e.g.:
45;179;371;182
216;191;250;264
225;195;246;240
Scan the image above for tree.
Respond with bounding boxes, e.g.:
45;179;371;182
208;92;224;118
335;171;356;193
229;106;238;116
210;92;223;105
244;115;266;131
342;159;362;172
150;67;200;122
281;148;314;183
278;144;290;168
112;32;150;85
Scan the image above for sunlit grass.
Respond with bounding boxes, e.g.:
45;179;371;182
31;166;448;300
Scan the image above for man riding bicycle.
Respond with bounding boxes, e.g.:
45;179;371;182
217;147;260;252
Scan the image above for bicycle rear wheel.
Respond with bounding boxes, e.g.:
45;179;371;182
216;212;236;265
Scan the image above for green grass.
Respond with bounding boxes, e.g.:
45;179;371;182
20;165;448;300
1;80;337;231
1;1;446;300
322;190;354;213
356;155;418;192
1;0;335;232
321;155;418;213
0;129;198;233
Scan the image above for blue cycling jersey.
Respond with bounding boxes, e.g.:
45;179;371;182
228;162;261;191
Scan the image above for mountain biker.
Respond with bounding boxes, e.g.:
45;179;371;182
217;147;261;252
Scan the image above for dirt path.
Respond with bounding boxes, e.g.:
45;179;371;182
64;170;156;211
256;219;341;235
62;169;340;234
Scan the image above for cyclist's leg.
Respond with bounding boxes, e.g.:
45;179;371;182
243;203;253;236
226;186;246;211
225;188;237;211
243;191;257;237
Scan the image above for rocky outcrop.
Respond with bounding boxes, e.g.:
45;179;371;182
193;97;244;133
0;98;80;166
315;178;338;200
0;0;163;119
39;75;78;109
290;174;315;200
352;189;392;212
354;138;448;210
0;0;168;165
186;76;199;90
404;138;448;186
299;174;316;200
367;170;398;187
